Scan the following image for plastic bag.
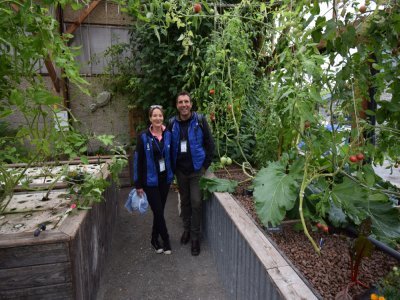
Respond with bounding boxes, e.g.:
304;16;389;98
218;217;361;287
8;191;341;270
124;189;149;214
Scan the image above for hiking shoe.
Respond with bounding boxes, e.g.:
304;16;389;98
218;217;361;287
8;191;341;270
151;238;163;254
163;239;172;255
191;240;200;256
180;230;190;245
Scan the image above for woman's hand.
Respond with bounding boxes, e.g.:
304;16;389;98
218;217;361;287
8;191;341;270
136;188;144;197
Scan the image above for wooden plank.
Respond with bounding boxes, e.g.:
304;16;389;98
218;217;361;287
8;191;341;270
58;208;87;237
0;282;73;299
6;158;111;168
0;262;71;290
13;182;68;192
268;266;318;300
0;231;70;248
66;0;101;35
0;242;69;269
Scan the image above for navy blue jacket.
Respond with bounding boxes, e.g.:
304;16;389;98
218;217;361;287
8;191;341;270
134;129;173;188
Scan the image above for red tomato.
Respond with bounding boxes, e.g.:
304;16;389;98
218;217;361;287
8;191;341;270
193;3;202;13
359;4;367;14
210;113;215;121
209;89;215;95
316;223;323;229
356;153;365;161
349;155;358;163
323;226;329;233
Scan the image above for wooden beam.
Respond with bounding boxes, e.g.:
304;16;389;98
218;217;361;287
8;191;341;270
44;57;60;93
66;0;101;35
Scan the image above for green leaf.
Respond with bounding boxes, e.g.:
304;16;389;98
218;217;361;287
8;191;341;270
330;178;368;225
97;134;114;146
0;109;13;118
331;178;400;242
253;161;302;227
199;177;238;200
10;89;24;106
353;193;400;242
362;164;376;187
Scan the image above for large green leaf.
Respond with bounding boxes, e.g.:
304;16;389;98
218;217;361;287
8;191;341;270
199;177;238;200
331;178;369;225
330;178;400;242
353;193;400;242
253;161;302;227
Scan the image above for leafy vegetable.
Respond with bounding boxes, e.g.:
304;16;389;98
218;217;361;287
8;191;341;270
199;177;238;200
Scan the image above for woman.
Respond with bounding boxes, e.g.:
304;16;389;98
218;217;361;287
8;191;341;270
134;105;174;254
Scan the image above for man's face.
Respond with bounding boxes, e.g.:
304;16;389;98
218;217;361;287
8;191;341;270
176;95;192;120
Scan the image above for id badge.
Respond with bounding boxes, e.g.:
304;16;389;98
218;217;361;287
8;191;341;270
180;140;187;153
159;159;166;172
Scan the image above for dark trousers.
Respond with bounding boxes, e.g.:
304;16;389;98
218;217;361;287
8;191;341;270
144;179;171;242
175;169;203;241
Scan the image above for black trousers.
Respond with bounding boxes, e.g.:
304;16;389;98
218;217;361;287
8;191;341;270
144;178;171;242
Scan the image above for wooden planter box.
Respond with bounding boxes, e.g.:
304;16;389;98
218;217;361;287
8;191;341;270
203;191;321;300
0;162;119;299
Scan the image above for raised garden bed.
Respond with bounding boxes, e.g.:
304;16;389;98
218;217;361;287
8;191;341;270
212;167;400;300
0;159;118;299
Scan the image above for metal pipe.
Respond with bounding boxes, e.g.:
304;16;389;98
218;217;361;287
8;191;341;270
346;226;400;261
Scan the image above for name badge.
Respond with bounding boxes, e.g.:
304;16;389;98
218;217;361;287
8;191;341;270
180;140;187;153
159;159;166;172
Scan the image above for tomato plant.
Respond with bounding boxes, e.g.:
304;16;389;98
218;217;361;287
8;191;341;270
116;0;400;253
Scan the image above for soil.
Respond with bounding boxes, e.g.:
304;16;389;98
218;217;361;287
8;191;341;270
213;166;400;300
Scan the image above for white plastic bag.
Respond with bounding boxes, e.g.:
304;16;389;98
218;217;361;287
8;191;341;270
124;189;149;214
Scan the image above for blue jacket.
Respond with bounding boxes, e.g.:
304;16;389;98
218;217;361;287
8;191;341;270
134;129;173;187
170;112;207;172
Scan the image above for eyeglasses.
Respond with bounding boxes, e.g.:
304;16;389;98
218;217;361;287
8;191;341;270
150;105;163;109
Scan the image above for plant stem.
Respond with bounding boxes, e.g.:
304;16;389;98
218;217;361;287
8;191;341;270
299;154;320;254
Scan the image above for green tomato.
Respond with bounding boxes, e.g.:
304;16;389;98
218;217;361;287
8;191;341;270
220;156;227;165
226;157;232;165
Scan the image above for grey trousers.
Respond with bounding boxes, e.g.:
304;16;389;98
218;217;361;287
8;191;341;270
175;168;204;241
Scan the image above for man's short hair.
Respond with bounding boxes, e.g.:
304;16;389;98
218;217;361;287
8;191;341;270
176;91;191;103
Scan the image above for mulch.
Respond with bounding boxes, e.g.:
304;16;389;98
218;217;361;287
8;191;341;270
213;166;399;300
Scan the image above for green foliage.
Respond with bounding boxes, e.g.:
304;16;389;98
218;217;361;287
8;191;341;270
253;160;303;227
377;266;400;300
111;0;400;250
0;1;127;211
199;176;238;200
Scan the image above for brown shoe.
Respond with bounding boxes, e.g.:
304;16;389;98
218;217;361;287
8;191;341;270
180;230;190;245
191;240;200;256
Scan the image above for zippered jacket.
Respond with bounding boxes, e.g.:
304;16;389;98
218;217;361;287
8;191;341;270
134;129;173;188
170;112;214;172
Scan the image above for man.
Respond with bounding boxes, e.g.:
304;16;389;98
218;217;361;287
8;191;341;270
169;91;215;256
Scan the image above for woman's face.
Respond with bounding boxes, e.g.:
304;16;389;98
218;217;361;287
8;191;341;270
150;108;164;127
